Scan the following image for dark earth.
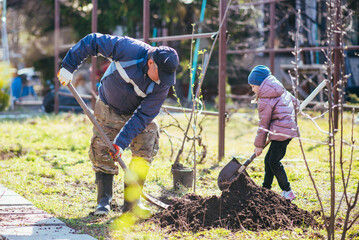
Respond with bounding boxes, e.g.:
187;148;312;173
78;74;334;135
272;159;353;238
151;173;318;232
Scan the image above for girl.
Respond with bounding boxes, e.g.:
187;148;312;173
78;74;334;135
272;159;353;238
248;65;299;201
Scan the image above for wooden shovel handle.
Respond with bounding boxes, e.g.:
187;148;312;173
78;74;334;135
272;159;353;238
238;153;256;173
238;140;270;174
67;83;127;169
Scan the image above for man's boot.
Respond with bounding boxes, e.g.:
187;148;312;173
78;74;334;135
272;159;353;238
94;172;113;215
123;157;151;218
123;182;150;212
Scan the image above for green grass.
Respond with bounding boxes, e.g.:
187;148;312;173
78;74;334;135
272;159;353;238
0;110;358;239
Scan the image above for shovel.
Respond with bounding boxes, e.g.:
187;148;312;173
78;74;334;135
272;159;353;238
66;82;169;209
218;139;272;191
217;154;255;190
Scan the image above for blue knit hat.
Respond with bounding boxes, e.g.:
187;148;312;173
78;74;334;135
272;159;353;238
248;65;271;86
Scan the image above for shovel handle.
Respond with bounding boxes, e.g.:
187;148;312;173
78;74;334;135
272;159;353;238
241;153;256;167
237;153;256;173
237;140;270;174
67;83;127;170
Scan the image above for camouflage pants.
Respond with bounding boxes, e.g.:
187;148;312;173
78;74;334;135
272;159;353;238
89;98;159;175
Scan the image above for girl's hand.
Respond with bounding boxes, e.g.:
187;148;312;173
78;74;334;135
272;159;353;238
254;147;263;156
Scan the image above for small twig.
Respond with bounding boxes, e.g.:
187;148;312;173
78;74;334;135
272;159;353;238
336;109;356;217
161;108;185;132
202;203;206;227
159;129;175;158
347;211;359;230
0;189;6;200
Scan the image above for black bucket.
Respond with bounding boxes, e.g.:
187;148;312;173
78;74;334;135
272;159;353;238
171;168;194;190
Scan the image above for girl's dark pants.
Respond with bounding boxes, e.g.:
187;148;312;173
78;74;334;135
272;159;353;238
262;139;292;191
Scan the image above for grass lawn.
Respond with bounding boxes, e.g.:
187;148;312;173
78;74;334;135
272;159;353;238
0;109;358;239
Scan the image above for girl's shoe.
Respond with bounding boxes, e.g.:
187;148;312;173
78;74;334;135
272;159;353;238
281;190;296;201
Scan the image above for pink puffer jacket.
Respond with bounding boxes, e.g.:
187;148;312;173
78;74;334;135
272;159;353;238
254;75;299;148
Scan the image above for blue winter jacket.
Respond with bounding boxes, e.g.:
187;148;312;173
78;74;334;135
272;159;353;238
61;33;171;150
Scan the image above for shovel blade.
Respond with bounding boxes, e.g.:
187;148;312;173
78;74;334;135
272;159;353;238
217;157;248;190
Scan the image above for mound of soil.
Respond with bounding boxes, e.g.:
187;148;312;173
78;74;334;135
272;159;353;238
152;173;317;232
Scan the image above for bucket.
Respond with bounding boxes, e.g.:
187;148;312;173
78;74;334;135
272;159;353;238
171;168;194;190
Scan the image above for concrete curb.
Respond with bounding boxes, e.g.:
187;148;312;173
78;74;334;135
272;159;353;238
0;184;97;240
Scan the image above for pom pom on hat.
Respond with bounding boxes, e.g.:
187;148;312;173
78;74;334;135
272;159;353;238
248;65;271;86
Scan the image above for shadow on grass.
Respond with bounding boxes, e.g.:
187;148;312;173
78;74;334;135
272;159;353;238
306;143;324;152
59;206;156;239
58;215;112;238
52;160;85;170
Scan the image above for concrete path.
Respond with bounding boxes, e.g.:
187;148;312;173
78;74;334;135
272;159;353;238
0;184;96;240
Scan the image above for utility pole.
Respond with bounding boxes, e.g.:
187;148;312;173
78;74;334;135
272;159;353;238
218;0;227;161
54;0;60;113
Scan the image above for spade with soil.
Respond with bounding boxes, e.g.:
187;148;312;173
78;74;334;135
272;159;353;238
218;141;269;190
217;154;253;190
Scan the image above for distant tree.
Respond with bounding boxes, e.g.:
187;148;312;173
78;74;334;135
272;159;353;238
5;0;261;100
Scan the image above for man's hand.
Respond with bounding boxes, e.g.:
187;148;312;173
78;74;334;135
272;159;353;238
57;68;73;86
109;144;123;160
254;147;263;157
